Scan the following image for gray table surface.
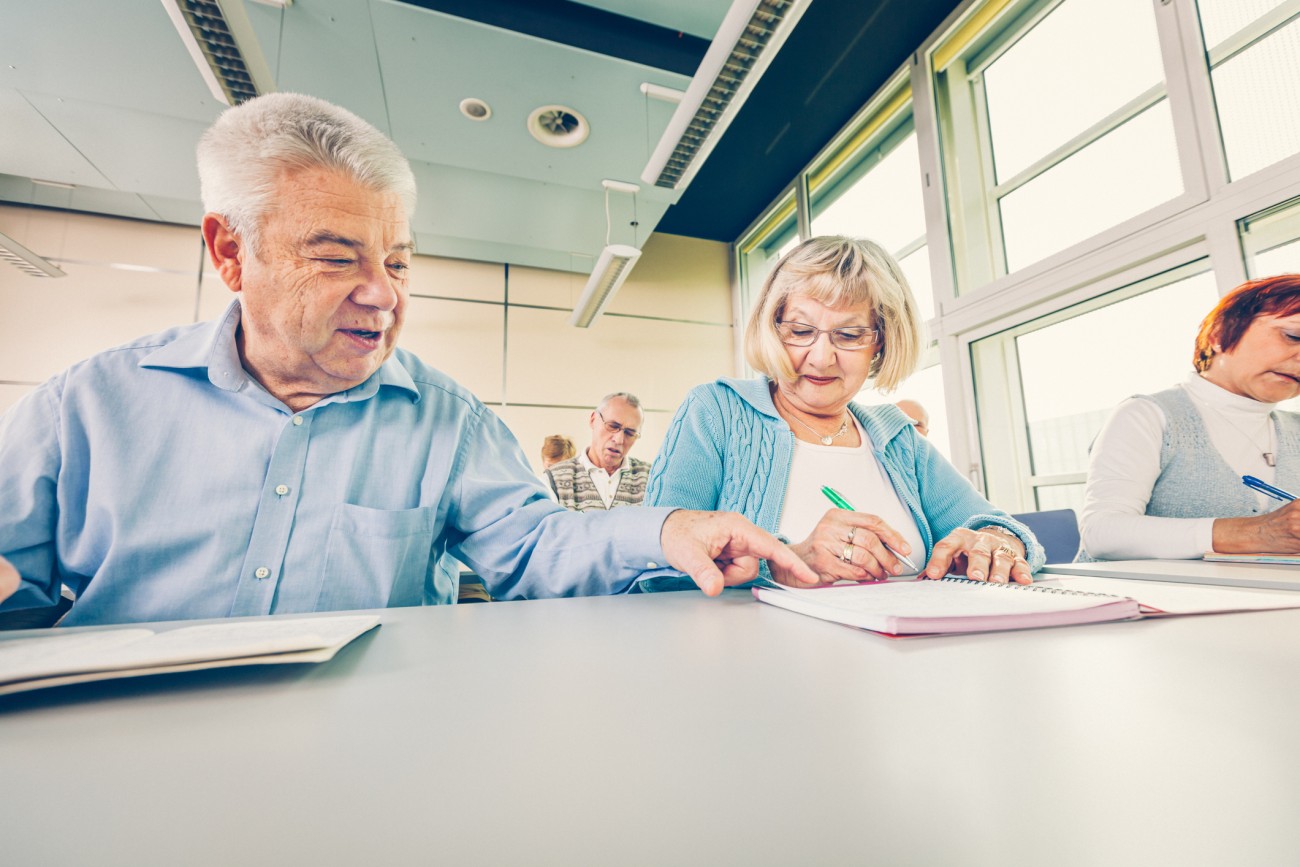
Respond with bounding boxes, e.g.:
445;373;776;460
3;590;1299;866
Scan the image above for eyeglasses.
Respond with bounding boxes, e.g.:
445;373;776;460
597;410;640;440
776;320;877;351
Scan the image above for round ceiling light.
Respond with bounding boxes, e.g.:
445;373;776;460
527;104;589;148
459;98;492;121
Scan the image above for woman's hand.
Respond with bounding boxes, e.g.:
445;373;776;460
923;527;1032;584
1213;501;1300;554
771;509;914;587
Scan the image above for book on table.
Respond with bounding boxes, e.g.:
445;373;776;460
754;578;1141;636
0;613;380;696
754;575;1300;637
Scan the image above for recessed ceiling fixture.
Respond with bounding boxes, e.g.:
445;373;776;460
641;0;812;190
0;231;65;278
527;105;589;148
459;98;492;121
160;0;276;105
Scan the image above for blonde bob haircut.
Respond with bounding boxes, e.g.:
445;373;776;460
744;236;923;392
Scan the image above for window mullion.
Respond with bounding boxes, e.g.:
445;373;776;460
1205;0;1300;67
989;83;1168;198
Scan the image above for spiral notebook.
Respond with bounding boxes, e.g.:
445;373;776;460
753;578;1142;636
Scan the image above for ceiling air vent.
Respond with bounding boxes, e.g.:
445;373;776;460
527;105;590;148
160;0;276;105
641;0;811;190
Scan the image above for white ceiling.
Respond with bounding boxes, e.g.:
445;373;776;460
0;0;734;272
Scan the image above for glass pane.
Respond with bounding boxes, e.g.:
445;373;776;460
1015;271;1220;477
1035;483;1085;513
1210;17;1300;180
983;0;1164;183
1241;196;1300;277
998;101;1183;271
1197;0;1289;51
811;132;926;254
739;199;799;320
871;362;951;462
897;245;935;322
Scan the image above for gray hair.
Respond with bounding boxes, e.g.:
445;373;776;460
597;392;642;414
196;92;418;252
744;236;923;392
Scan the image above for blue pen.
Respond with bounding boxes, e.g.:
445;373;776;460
1243;475;1296;503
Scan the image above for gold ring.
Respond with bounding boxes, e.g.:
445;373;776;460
992;543;1017;560
841;544;854;563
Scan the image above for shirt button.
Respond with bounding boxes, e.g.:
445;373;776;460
646;561;659;569
254;567;270;579
292;416;303;426
275;484;290;496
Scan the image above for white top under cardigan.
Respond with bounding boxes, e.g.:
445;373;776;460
1081;371;1283;560
778;414;926;573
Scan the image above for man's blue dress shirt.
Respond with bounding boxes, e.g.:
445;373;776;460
0;302;673;626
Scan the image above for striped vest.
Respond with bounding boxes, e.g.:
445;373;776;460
546;456;650;512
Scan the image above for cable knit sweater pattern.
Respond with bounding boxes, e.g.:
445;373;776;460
641;377;1043;589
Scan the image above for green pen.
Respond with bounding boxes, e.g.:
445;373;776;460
820;485;919;573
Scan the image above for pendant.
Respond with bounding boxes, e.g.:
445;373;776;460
1265;452;1276;467
820;435;832;445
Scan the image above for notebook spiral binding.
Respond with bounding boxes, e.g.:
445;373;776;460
939;576;1121;599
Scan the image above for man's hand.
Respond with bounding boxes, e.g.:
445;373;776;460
0;555;19;603
660;510;818;596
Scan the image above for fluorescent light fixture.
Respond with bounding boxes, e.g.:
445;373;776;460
569;244;641;328
641;0;812;191
160;0;276;105
0;231;65;278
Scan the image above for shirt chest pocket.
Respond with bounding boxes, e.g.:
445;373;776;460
315;504;437;612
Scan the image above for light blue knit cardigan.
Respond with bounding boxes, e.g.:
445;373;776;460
641;377;1044;589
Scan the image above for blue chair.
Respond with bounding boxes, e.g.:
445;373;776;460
1010;509;1081;564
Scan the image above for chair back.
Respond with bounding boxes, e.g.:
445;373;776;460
1009;509;1081;564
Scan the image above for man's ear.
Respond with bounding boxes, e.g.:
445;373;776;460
202;213;245;293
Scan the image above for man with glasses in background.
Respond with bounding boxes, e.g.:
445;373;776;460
546;392;649;512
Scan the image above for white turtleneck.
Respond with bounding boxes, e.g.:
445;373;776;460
1081;372;1282;560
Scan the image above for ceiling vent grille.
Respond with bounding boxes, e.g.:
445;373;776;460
641;0;811;190
527;105;590;148
161;0;276;105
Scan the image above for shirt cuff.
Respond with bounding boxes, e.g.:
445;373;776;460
1194;518;1217;557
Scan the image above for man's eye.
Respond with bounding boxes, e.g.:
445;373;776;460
388;261;410;273
314;258;353;266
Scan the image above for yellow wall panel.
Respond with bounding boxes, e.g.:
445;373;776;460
400;296;505;403
409;255;503;303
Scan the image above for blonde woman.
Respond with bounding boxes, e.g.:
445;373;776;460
646;237;1042;587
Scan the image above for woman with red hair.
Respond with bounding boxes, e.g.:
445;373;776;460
1081;275;1300;560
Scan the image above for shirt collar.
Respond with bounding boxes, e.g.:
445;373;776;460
139;299;420;405
578;448;622;475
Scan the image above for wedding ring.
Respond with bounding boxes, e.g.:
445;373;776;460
992;543;1018;560
846;527;857;544
841;544;854;563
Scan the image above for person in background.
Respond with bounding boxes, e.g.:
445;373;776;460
0;93;815;627
1081;275;1300;560
540;434;576;470
546;393;650;512
644;236;1043;589
895;399;930;437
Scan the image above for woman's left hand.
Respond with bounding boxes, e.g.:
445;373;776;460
922;527;1032;584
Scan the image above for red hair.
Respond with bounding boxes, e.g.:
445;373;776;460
1194;274;1300;371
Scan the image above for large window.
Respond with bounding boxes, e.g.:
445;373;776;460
1199;0;1300;180
971;265;1220;511
933;0;1183;285
808;89;934;322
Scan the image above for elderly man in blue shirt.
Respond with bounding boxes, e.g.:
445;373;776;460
0;93;813;627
